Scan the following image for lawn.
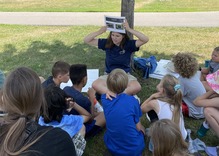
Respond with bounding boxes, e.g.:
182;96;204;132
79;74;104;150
0;0;219;12
0;24;218;155
1;1;219;155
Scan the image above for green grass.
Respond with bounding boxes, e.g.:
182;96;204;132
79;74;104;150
0;0;219;12
0;24;218;155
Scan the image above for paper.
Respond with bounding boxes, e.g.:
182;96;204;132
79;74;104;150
60;69;99;92
149;59;179;79
105;15;125;33
60;79;73;89
82;69;99;92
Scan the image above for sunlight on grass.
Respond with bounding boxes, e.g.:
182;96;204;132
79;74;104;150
0;0;219;12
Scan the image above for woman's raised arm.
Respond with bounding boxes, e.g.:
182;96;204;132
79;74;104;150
83;26;107;46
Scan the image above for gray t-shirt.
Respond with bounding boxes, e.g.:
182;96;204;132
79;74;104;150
179;71;205;119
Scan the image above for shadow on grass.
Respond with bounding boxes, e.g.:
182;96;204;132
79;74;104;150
0;40;105;77
1;41;217;156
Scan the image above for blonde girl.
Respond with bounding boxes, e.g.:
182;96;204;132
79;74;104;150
141;74;187;139
150;119;190;156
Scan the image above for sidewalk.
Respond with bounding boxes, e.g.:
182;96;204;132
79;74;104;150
0;12;219;27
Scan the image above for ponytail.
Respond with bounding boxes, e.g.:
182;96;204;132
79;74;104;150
172;89;182;124
3;118;28;155
159;74;183;125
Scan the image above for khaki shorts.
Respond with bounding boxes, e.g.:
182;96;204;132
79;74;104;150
99;72;137;81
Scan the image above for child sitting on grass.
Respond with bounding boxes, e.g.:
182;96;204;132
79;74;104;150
63;64;103;114
150;119;191;156
101;68;145;156
194;69;219;138
42;61;70;88
39;85;91;156
141;74;187;140
172;52;205;119
0;67;76;156
200;46;219;91
63;64;105;138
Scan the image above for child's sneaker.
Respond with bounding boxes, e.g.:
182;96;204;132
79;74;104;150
197;124;209;137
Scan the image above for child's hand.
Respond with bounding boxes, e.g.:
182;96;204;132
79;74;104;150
140;125;146;136
136;122;146;135
66;98;75;112
88;87;96;99
106;90;116;100
151;92;163;99
201;68;209;74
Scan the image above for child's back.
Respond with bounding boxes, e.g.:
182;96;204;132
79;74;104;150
63;64;93;115
172;52;205;119
102;68;145;156
141;74;187;139
156;99;187;139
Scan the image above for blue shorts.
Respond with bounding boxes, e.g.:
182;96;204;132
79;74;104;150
85;120;102;138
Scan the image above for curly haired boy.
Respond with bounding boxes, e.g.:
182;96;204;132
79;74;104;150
172;52;205;119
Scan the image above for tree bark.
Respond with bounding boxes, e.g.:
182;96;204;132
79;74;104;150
121;0;135;39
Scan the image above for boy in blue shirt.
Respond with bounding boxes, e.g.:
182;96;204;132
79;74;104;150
63;64;105;138
101;68;145;156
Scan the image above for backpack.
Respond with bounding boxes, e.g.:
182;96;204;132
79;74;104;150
133;56;157;79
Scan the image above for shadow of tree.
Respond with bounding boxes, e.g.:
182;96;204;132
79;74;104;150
0;40;105;77
0;39;176;100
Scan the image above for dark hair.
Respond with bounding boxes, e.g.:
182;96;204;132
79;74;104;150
43;85;68;123
105;32;130;49
52;61;70;78
69;64;87;85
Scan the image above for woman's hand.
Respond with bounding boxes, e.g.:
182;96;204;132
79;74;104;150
123;20;131;31
99;26;107;34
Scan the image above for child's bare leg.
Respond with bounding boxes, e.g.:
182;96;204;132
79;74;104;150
204;107;219;137
202;81;212;92
78;125;86;137
200;68;208;81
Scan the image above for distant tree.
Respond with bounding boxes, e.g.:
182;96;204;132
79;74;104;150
121;0;135;39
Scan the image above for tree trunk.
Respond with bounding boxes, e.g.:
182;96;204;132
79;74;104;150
121;0;135;39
